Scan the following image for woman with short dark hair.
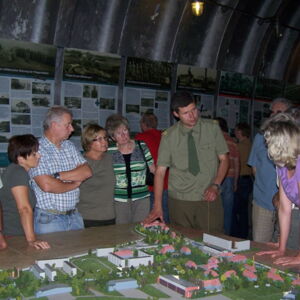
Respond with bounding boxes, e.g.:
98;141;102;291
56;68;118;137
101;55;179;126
0;134;50;250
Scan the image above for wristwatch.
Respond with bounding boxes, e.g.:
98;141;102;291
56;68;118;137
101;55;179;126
53;172;60;179
211;183;221;191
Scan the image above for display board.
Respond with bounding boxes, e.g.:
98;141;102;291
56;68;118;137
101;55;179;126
123;87;170;133
0;39;56;166
216;96;251;136
193;93;214;119
61;82;118;149
62;48;121;149
124;57;172;133
126;57;172;89
177;65;217;94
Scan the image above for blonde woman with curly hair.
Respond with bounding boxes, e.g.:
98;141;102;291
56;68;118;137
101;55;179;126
257;112;300;265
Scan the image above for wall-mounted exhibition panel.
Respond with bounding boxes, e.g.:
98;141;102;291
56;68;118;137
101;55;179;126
124;57;172;133
0;39;56;166
62;48;121;149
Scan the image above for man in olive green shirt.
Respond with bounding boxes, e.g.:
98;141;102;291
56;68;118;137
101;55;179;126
144;91;229;231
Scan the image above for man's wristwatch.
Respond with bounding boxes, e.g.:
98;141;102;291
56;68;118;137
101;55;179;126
53;172;60;179
211;183;221;191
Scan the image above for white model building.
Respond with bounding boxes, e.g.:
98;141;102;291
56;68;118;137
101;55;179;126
63;261;77;277
44;264;57;281
203;233;250;252
36;257;69;269
31;264;45;280
108;249;153;269
96;247;115;257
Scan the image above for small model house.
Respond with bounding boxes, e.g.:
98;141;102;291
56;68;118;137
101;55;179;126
180;246;191;255
267;269;284;282
204;269;219;278
227;254;247;264
159;245;175;254
185;260;197;269
158;275;200;298
31;264;45;280
44;264;57;281
222;270;237;279
243;269;257;282
63;261;77;277
201;278;222;292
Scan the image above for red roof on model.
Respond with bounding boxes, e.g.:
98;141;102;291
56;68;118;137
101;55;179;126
114;250;133;258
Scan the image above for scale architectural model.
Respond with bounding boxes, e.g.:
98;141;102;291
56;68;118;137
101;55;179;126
0;221;299;299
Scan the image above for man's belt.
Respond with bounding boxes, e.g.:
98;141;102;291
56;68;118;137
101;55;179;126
45;208;76;215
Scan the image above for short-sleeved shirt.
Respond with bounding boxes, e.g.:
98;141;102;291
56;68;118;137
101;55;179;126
158;118;228;201
248;133;278;211
0;163;36;236
237;138;252;176
29;135;86;211
108;141;153;202
78;153;116;220
223;132;239;178
135;129;168;191
277;157;300;207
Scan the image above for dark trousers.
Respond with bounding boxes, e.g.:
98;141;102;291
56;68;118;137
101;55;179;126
231;175;253;238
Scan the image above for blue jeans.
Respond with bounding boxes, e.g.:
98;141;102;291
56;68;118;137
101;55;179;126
34;207;84;234
221;177;234;235
150;190;170;224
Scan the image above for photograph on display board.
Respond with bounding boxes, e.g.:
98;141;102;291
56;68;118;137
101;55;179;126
126;57;172;89
100;97;115;110
255;77;284;100
220;71;254;97
0;38;56;78
155;91;168;102
0;94;9;105
177;65;217;94
32;82;51;95
0;121;9;133
63;48;121;84
11;78;31;91
11;99;31;114
64;97;81;109
83;84;98;98
32;96;51;107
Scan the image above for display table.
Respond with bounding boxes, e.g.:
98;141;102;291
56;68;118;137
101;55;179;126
0;224;140;269
0;224;299;273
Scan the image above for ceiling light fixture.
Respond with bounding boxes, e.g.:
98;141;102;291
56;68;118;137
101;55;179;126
191;0;205;16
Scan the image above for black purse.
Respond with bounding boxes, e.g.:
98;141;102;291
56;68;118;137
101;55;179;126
137;141;154;186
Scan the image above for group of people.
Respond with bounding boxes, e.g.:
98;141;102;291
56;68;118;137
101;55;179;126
0;92;299;268
0;106;160;250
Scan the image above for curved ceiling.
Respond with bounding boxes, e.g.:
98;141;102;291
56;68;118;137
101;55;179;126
0;0;299;84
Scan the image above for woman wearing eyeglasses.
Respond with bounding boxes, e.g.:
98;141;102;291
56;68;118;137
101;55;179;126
78;123;116;227
105;114;155;225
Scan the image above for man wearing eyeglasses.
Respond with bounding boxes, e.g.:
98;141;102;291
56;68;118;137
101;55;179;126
29;106;92;234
